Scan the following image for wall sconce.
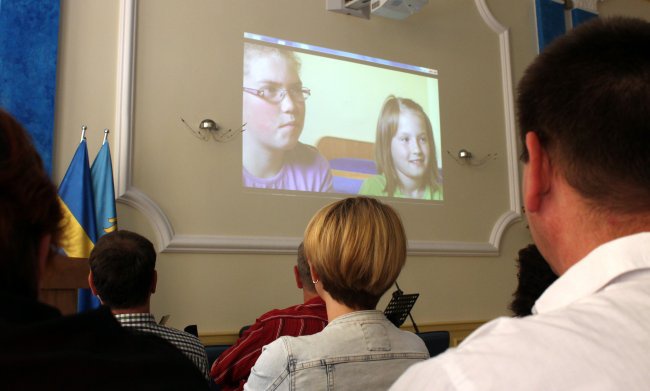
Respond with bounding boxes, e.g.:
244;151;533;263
447;149;497;166
181;117;245;142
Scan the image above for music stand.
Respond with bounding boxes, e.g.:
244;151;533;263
384;290;419;328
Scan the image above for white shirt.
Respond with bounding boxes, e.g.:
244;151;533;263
391;232;650;391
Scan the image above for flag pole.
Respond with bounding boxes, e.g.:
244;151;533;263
80;125;87;143
102;128;109;145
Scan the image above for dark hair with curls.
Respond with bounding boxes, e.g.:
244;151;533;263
0;109;62;299
517;17;650;214
509;244;557;317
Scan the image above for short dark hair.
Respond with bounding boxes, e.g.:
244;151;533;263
517;17;650;213
509;244;557;317
89;230;156;309
296;242;316;293
0;110;62;299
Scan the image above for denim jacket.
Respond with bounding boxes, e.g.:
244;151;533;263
244;310;429;391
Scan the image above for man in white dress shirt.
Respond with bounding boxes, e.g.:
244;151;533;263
391;16;650;390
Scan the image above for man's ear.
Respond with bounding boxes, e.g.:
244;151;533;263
88;271;99;298
150;270;157;294
524;132;552;213
294;265;303;289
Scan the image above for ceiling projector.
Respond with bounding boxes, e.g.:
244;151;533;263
343;0;428;20
371;0;428;19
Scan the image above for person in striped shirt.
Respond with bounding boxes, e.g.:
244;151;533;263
88;230;209;380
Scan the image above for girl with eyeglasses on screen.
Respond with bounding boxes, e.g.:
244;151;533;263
242;43;332;193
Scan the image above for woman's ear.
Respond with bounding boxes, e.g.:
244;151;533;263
308;262;320;284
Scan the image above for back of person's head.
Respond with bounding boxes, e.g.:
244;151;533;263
0;110;62;299
509;244;558;317
375;95;441;196
517;17;650;214
89;230;156;309
296;242;316;293
304;196;407;310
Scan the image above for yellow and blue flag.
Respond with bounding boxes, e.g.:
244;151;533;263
58;139;98;256
91;140;118;239
58;139;99;311
78;140;118;311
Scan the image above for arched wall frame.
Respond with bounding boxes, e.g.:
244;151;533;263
112;0;521;256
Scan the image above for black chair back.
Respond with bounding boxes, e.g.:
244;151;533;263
416;331;450;358
184;324;198;337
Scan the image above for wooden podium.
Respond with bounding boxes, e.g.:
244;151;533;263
38;254;90;315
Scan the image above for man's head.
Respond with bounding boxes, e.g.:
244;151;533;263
517;17;650;269
88;230;157;309
518;17;650;213
294;242;317;295
242;43;307;153
0;110;62;300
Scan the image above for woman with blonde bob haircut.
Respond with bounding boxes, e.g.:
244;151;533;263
304;196;407;311
245;197;428;391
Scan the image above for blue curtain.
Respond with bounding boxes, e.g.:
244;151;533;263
0;0;60;175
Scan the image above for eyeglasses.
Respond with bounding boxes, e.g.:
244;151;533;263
243;86;311;103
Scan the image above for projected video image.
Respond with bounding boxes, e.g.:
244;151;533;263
242;33;443;201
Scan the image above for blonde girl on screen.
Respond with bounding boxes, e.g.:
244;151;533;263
359;95;442;200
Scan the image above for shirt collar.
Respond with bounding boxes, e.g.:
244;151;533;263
304;296;326;306
328;310;385;325
113;312;157;325
533;232;650;314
